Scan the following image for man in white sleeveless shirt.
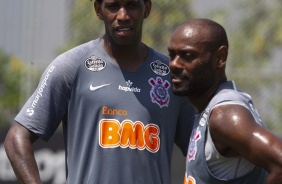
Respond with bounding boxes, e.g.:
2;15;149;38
168;18;282;183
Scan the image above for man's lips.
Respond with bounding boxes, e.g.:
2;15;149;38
114;26;133;37
115;25;133;32
116;27;132;32
171;76;182;83
171;74;189;84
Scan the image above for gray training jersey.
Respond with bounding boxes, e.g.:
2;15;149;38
15;38;195;184
184;81;267;184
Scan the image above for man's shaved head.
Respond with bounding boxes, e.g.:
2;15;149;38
172;18;229;52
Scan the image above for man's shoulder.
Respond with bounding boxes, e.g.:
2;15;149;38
149;47;169;60
64;39;98;56
54;39;100;66
151;48;167;56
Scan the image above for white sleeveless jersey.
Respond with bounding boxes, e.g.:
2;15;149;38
184;81;267;184
205;101;256;179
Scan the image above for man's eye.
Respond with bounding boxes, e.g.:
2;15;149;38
168;53;176;60
184;53;193;59
105;4;119;12
127;2;140;8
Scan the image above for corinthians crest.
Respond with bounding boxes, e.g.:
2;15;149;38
148;77;170;108
188;127;201;162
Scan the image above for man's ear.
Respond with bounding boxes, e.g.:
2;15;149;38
144;0;152;19
216;46;228;68
94;1;103;20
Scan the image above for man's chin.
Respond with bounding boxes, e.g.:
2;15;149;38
172;89;189;96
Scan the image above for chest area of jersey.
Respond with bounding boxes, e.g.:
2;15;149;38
73;62;172;110
67;58;174;153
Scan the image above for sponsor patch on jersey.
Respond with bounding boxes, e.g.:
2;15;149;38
148;77;170;108
150;60;170;76
118;80;141;93
26;108;34;116
85;56;106;72
188;127;201;162
99;119;160;153
199;108;209;126
101;106;128;116
26;65;55;117
184;174;196;184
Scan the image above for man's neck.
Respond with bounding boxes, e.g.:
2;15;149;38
189;78;227;113
100;37;148;72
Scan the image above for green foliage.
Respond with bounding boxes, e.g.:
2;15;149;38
143;0;195;53
230;0;282;68
0;50;40;128
189;0;282;134
61;0;195;54
0;50;24;127
58;0;104;53
227;0;282;134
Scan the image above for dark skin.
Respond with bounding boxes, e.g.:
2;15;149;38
4;123;41;184
4;0;152;183
94;0;151;71
168;18;282;183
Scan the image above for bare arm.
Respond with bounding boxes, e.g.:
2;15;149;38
209;104;282;184
4;122;42;184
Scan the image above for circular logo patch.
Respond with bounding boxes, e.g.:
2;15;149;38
85;56;106;72
150;60;170;76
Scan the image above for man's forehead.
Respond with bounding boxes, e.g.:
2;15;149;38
182;27;195;38
173;26;199;41
171;26;212;48
181;25;210;40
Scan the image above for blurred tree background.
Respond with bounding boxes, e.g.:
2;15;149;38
59;0;195;54
0;0;282;183
0;50;22;127
0;50;40;128
1;0;281;134
223;0;282;134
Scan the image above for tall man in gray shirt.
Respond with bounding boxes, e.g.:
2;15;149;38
4;0;195;183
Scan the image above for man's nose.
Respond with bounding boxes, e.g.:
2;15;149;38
169;56;182;68
117;7;129;21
